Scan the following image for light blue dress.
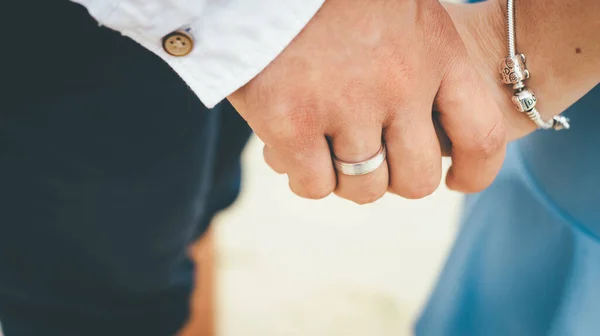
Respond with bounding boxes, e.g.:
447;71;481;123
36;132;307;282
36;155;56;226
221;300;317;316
417;85;600;336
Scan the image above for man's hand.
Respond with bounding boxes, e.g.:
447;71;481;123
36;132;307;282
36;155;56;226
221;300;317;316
228;0;507;203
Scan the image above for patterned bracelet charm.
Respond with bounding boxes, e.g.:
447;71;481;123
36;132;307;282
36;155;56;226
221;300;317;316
499;54;529;87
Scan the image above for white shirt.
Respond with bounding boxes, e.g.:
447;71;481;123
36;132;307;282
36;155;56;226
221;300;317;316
72;0;325;108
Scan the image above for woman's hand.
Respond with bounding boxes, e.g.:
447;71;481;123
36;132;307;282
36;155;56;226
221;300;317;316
444;0;600;141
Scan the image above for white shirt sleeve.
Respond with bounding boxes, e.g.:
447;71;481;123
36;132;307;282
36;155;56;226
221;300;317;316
71;0;325;108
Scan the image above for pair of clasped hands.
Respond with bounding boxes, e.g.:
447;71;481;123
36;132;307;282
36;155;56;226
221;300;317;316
226;0;579;204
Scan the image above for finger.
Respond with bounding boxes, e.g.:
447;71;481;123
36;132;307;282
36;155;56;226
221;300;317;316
284;136;337;200
436;63;507;193
263;145;287;174
331;127;388;205
385;110;442;199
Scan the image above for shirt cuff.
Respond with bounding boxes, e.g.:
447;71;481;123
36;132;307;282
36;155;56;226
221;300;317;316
73;0;325;108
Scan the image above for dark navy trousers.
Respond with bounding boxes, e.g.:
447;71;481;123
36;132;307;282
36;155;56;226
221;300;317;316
0;2;251;335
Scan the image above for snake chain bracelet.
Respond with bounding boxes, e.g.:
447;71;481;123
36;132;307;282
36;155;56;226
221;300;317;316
498;0;570;131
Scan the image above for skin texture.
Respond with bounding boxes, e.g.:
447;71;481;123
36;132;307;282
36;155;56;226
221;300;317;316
445;0;600;141
228;0;507;203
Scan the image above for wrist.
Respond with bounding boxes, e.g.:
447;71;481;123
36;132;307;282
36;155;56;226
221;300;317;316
444;0;536;139
447;0;600;140
497;0;600;134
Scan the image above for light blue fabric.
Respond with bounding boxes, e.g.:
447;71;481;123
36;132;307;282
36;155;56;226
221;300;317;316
417;85;600;336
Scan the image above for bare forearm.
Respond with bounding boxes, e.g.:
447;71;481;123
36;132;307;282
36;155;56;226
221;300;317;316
446;0;600;139
505;0;600;117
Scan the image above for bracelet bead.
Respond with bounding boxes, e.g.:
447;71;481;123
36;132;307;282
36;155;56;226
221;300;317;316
512;88;537;112
499;54;530;85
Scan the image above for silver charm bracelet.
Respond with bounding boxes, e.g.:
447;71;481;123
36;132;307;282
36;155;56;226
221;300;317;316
498;0;570;130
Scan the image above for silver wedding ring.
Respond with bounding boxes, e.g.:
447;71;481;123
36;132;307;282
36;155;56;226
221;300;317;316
332;143;387;176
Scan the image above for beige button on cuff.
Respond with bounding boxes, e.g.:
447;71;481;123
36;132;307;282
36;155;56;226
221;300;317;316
162;31;194;57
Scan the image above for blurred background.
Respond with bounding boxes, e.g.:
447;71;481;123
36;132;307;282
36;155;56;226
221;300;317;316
0;2;466;334
0;123;462;336
211;136;463;336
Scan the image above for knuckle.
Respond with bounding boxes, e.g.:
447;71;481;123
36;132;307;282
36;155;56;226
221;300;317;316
352;174;388;205
353;188;386;205
301;185;334;200
261;102;324;150
263;147;285;174
448;176;488;194
335;170;388;205
465;183;488;194
265;158;284;174
262;146;272;163
290;175;335;200
395;178;439;199
436;77;472;112
403;183;438;199
471;121;506;159
389;164;440;199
